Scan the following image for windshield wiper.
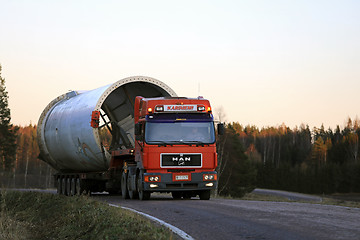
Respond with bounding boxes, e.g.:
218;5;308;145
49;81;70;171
149;140;208;146
148;141;173;146
177;140;209;146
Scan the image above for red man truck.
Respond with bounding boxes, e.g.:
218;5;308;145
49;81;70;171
121;96;223;200
37;77;223;200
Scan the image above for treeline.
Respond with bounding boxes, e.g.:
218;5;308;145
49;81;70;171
218;118;360;196
0;124;54;188
2;118;360;195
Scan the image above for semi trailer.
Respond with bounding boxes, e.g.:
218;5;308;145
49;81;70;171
37;76;223;200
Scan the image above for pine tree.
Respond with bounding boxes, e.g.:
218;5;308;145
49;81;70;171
0;64;18;171
218;124;257;197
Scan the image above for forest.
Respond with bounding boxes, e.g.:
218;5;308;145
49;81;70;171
1;118;359;197
217;118;360;197
0;125;54;189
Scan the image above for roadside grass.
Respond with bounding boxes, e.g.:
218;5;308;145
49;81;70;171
0;190;173;240
216;192;360;208
320;196;360;208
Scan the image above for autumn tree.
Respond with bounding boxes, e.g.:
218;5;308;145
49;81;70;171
0;64;18;171
311;137;328;167
344;117;359;163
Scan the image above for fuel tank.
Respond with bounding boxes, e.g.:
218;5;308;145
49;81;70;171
37;76;177;172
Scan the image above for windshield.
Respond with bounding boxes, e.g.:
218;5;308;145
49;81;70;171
145;122;215;144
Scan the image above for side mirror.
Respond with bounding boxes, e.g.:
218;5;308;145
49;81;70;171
217;123;225;135
135;123;142;136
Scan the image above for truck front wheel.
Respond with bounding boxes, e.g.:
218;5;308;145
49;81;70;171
137;175;150;201
199;190;211;200
121;170;129;199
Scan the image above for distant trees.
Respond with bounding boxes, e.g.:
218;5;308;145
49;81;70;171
0;64;18;171
216;123;257;198
0;124;54;188
219;119;360;195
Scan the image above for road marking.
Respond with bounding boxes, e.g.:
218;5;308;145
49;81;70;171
108;204;194;240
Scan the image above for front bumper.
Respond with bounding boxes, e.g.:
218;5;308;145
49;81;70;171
143;171;217;192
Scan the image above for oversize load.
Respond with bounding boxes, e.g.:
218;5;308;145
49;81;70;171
164;105;197;112
161;153;202;168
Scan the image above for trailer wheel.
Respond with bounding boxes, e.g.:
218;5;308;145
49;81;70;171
61;178;67;195
121;170;129;199
57;178;62;195
66;178;72;196
137;175;150;201
75;178;81;195
199;190;211;200
70;178;76;196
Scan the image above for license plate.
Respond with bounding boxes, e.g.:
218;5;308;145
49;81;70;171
175;175;189;180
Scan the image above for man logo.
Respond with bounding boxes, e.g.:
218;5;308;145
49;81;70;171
162;153;201;167
172;154;191;166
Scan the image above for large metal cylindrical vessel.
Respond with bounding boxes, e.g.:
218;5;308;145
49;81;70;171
37;76;177;172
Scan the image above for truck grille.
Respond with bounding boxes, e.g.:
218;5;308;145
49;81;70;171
161;153;202;168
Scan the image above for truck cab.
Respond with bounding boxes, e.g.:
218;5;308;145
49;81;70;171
121;96;220;200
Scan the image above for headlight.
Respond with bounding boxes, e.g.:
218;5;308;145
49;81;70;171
203;174;217;181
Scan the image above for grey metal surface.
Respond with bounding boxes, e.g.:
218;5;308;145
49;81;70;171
37;76;177;172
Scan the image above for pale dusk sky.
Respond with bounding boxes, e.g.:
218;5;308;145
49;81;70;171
1;0;359;129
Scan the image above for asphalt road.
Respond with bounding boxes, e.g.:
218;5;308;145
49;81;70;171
96;194;360;240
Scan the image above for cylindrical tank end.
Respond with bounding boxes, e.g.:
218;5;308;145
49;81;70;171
37;76;177;173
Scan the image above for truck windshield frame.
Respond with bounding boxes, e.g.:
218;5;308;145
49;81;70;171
145;121;216;145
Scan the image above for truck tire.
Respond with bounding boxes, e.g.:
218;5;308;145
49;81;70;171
121;170;129;199
66;178;72;196
70;178;76;196
75;178;81;195
57;178;62;195
199;190;211;200
61;178;67;195
137;175;150;201
127;173;138;199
